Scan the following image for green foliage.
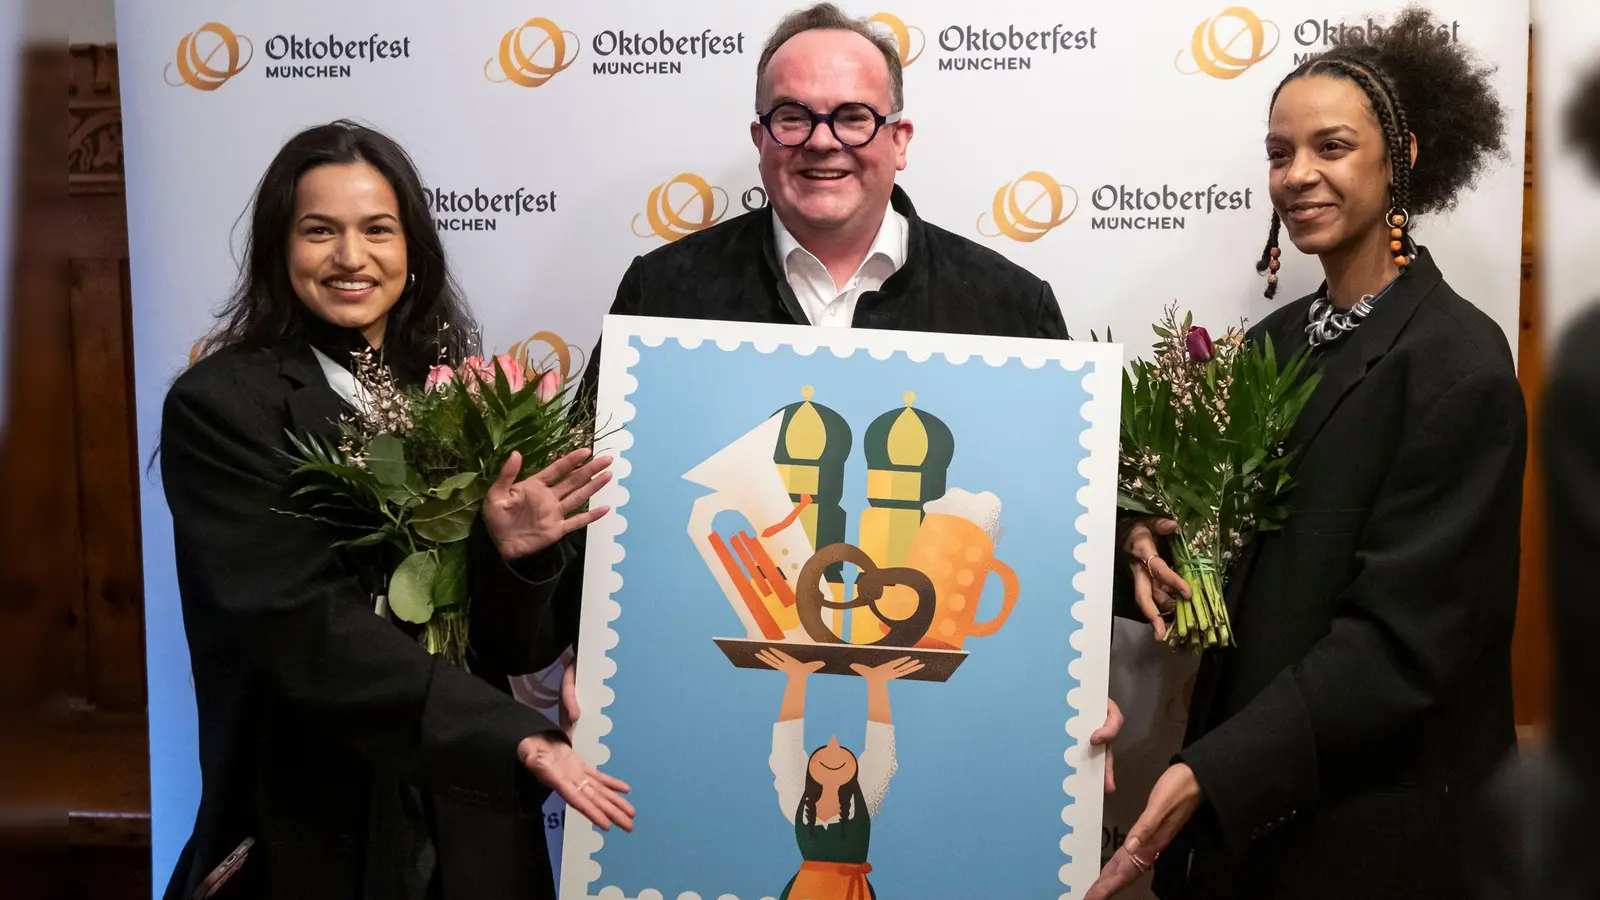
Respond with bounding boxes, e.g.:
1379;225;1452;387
277;355;600;667
1115;305;1322;652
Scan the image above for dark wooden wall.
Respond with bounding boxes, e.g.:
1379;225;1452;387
1;43;149;899
1512;33;1552;734
0;32;1554;900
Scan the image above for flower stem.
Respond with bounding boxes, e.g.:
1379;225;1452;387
421;613;472;671
1164;535;1236;653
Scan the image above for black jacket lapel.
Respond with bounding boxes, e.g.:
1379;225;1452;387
759;213;812;327
279;339;346;444
1285;249;1442;454
853;185;924;330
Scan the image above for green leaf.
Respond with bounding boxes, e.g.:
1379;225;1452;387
366;433;408;487
1116;492;1159;516
1241;449;1266;476
333;530;397;550
432;472;480;500
412;480;487;544
389;550;438;624
432;541;469;611
274;508;361;530
460;398;493;466
414;507;476;544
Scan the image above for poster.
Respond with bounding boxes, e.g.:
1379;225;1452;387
562;316;1122;899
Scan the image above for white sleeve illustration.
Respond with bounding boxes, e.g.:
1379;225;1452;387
858;721;898;818
770;719;807;824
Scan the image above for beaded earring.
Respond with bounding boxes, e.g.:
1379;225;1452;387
1387;208;1410;270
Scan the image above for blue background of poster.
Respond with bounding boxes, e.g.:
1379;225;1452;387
590;338;1096;898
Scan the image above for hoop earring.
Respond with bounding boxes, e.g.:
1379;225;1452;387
406;272;417;291
1387;208;1410;270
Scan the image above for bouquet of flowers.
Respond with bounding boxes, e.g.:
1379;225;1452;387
279;336;595;668
1114;304;1322;652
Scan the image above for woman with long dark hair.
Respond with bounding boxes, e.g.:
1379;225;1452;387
160;119;631;900
758;648;921;900
1096;8;1525;899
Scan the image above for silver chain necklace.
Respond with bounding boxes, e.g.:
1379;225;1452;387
1305;292;1378;348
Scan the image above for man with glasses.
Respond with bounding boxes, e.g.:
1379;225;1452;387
592;2;1068;346
565;2;1115;819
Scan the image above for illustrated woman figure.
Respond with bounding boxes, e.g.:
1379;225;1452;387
757;649;923;900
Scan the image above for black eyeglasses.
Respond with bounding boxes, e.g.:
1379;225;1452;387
757;101;903;148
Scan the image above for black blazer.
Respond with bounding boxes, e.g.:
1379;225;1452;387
159;335;575;900
1545;303;1600;769
590;184;1068;361
1146;248;1527;899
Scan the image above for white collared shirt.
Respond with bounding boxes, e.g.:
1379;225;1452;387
772;203;908;327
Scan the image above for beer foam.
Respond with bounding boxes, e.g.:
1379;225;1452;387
923;488;1003;544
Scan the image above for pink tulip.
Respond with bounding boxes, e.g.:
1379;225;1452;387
495;353;526;392
459;356;494;395
425;364;455;393
1186;326;1215;363
535;369;561;403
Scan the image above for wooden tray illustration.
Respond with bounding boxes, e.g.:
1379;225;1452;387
713;637;968;683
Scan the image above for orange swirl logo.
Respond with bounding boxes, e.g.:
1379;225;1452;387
508;330;579;381
977;171;1078;242
165;22;253;91
1176;7;1279;79
869;12;924;66
631;173;729;242
485;17;580;87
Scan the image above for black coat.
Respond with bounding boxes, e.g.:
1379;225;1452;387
1145;248;1527;899
1545;303;1600;773
587;184;1068;376
159;332;576;900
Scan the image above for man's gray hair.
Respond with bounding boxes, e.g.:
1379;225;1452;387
755;3;904;113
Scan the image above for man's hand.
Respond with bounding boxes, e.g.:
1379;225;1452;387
518;733;634;832
1090;699;1125;794
1085;763;1203;900
1122;517;1192;640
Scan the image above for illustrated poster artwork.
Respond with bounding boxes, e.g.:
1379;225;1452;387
564;316;1123;900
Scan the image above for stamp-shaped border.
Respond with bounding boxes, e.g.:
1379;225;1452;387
561;315;1123;900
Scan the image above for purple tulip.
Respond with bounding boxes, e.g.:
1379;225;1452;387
1186;326;1215;363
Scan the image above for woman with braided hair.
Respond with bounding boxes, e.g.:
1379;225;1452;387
1101;7;1526;899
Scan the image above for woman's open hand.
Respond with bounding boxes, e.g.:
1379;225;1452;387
518;733;634;832
484;448;612;560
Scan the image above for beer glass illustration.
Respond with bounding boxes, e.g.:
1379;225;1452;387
901;489;1020;651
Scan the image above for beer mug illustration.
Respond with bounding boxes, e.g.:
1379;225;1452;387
902;489;1020;651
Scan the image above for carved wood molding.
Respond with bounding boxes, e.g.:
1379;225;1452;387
68;44;121;195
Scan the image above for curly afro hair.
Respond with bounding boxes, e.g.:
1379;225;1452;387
1253;4;1508;297
1565;62;1600;180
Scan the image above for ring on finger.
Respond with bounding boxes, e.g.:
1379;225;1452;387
1125;846;1158;873
1141;554;1160;575
577;778;591;793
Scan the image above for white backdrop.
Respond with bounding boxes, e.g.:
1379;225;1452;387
1537;0;1600;346
116;1;1528;896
